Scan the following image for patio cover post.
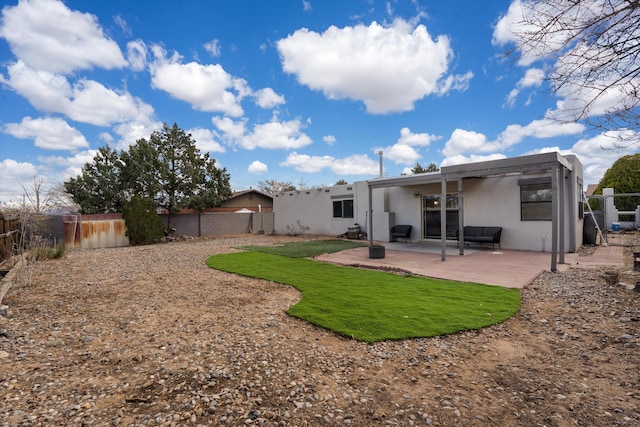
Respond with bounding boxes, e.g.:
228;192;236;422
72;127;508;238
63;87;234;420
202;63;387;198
441;176;447;261
558;165;565;265
368;184;373;245
458;180;464;256
551;164;558;272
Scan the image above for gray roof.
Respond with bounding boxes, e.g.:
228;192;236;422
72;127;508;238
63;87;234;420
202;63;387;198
368;152;575;188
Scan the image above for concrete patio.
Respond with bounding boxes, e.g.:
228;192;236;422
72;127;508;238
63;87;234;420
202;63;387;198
316;237;625;288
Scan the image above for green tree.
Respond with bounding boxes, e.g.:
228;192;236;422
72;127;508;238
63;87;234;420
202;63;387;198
335;179;348;186
64;123;232;234
411;162;439;174
122;196;166;245
64;145;124;214
128;123;232;233
594;154;640;211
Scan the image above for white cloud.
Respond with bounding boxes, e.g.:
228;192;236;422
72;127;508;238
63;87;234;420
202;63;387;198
66;79;155;126
150;44;248;117
114;14;131;36
373;127;441;165
497;119;584;148
3;116;89;150
0;0;126;74
0;61;155;127
323;135;336;145
0;159;39;201
255;87;285;109
331;154;379;175
280;152;379;175
397;127;440;147
491;0;522;47
436;71;474;95
113;120;163;150
239;118;312;150
280;152;334;173
568;130;640;184
302;1;312;12
505;67;544;108
277;18;471;114
212;116;247;139
188;127;226;153
248;160;268;174
441;153;507;167
442;129;489;157
99;132;114;143
375;144;420;165
37;149;99;185
127;40;148;71
442;119;585;158
204;39;221;57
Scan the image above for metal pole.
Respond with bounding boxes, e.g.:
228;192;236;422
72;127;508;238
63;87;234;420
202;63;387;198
558;166;565;264
458;180;464;256
368;184;373;246
551;165;558;272
441;176;447;262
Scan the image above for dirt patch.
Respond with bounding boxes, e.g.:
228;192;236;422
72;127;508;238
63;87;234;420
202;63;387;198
1;233;639;426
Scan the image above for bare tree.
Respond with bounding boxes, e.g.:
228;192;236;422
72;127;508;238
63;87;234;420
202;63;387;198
257;179;296;197
510;0;640;145
19;176;53;214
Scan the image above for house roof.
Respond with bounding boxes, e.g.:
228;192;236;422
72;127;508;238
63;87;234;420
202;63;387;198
368;152;575;189
227;189;272;200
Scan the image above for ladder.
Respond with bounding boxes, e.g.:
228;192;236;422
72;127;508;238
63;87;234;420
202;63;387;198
584;192;607;246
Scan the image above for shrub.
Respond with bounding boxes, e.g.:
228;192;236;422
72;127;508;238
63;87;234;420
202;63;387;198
122;196;165;245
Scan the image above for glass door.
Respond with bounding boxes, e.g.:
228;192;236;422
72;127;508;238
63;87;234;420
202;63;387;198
422;195;459;239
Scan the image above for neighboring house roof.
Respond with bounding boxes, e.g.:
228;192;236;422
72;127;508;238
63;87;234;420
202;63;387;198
586;184;598;196
227;189;272;200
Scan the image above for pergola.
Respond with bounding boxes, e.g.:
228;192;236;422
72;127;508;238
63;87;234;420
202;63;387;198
367;152;576;272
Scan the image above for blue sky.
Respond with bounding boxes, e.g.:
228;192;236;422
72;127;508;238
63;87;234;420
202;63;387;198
1;0;638;203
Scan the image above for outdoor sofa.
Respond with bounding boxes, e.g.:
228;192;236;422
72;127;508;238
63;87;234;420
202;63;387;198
456;226;502;250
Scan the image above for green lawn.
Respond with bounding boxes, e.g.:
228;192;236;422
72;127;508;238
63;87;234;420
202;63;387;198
238;239;367;258
207;243;520;342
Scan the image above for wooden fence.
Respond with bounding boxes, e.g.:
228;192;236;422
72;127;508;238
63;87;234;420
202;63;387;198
0;216;20;263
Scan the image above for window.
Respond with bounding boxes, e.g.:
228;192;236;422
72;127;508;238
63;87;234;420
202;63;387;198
578;181;584;219
520;181;552;221
333;199;354;218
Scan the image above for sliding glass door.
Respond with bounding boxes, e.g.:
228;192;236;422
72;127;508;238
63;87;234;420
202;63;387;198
422;195;459;239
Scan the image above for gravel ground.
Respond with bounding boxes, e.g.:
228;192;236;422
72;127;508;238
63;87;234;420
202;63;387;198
1;232;639;426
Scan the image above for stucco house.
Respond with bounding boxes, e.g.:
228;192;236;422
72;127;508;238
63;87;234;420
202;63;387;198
274;152;584;271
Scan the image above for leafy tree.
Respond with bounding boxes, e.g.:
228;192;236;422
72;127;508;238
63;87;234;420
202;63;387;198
411;162;439;174
122;196;165;245
258;179;296;197
126;123;232;233
64;145;124;213
335;179;348;186
64;123;232;234
508;0;640;142
593;154;640;211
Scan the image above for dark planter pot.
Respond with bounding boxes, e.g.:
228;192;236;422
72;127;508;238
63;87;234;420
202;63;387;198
369;245;385;259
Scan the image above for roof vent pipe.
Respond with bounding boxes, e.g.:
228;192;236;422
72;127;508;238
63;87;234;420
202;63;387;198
378;150;384;178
